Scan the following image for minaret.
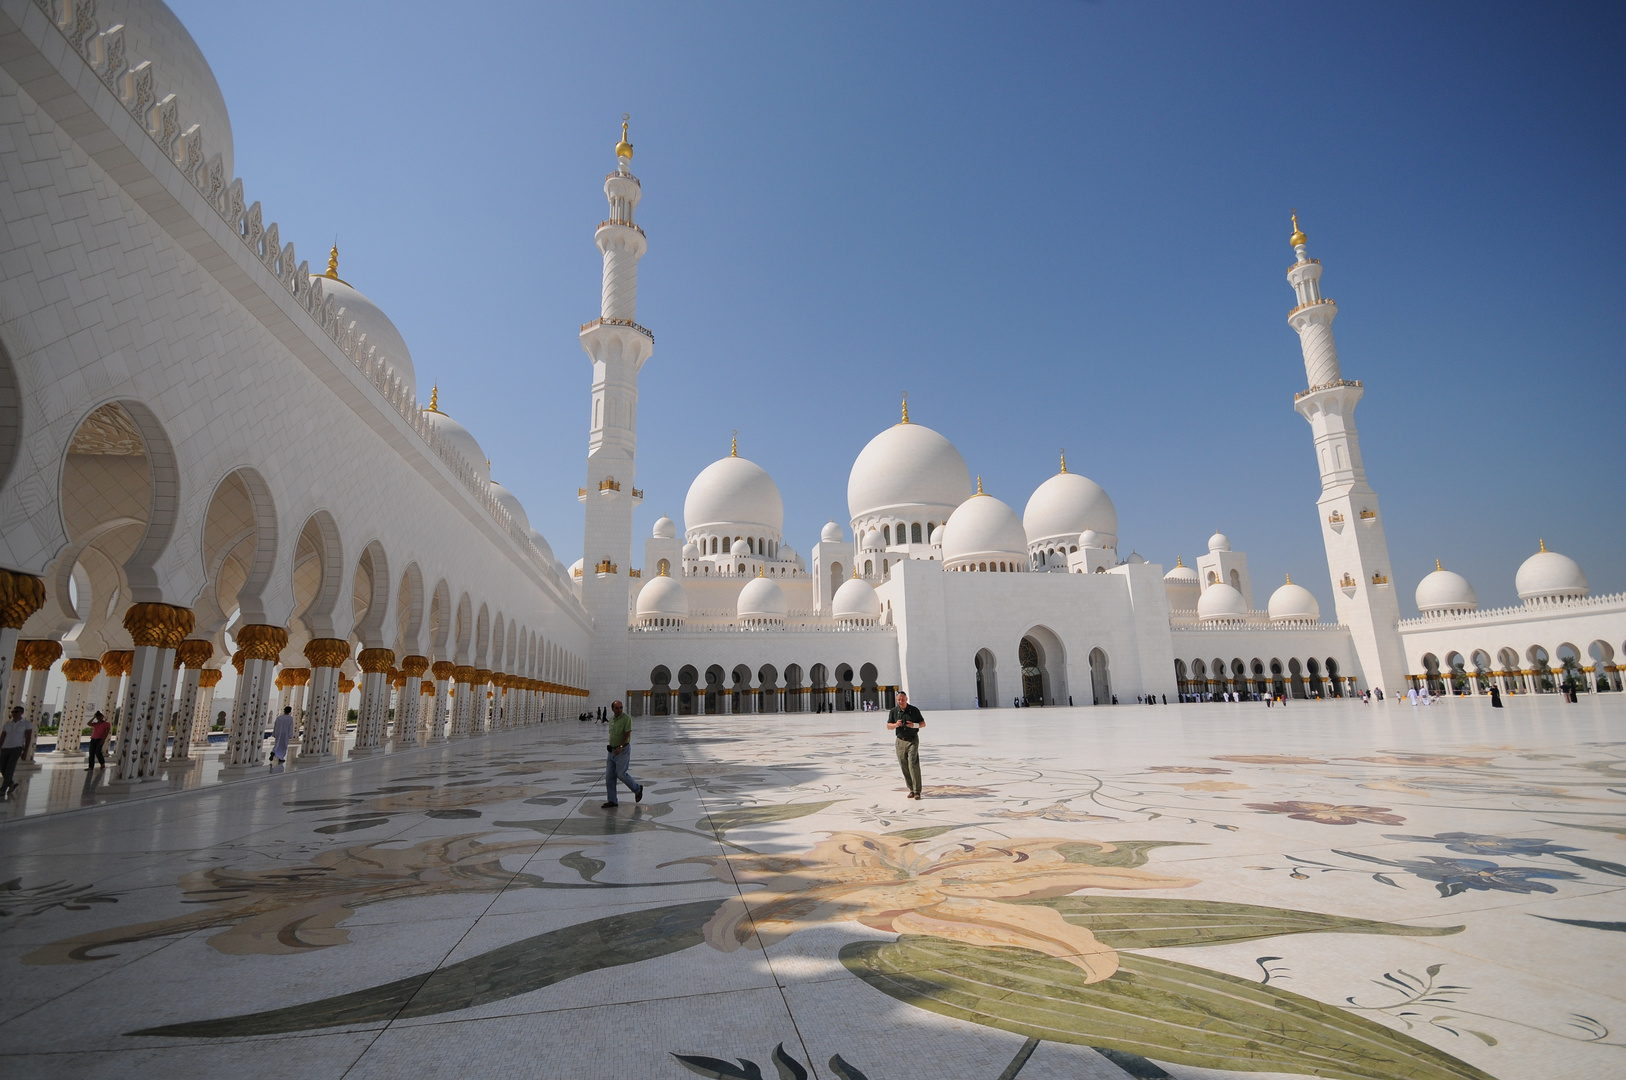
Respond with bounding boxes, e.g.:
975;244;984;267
580;117;652;702
1287;214;1408;695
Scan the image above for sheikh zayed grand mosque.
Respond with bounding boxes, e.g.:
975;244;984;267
1;0;1623;785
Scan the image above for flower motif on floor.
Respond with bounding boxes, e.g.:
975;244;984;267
1347;754;1497;768
919;784;995;798
674;832;1198;981
1383;831;1582;857
981;801;1119;821
1246;800;1405;825
1341;851;1584;897
1146;766;1231;774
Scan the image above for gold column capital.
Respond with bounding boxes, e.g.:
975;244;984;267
62;657;101;682
123;603;195;649
22;639;63;669
197;668;224;689
431;660;456;682
236;624;289;663
0;570;46;630
337;675;356;694
400;655;430;679
303;637;351;669
176;639;215;668
231;649;245;673
474;668;492;686
357;647;395;674
452;665;477;685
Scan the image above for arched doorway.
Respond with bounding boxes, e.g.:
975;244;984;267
784;664;804;712
731;664;752;713
1088;647;1110;705
757;664;780;713
1019;627;1067;706
809;663;830;712
1288;658;1306;699
1497;647;1523;693
649;666;671;716
677;665;698;715
1527;645;1553;692
975;648;997;708
1589;641;1617;691
1269;659;1285;698
859;663;879;710
704;665;725;713
1306;657;1323;697
836;664;855;711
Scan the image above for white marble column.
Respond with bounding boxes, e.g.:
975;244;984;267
429;662;452;742
111;605;193;785
222;625;286;771
53;657;100;757
450;666;475;738
397;655;428;745
352;648;394;755
296;639;348;763
166;640;213;763
191;668;222;748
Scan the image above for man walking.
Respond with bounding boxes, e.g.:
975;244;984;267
86;711;110;769
1;705;32;798
602;699;645;809
887;691;925;799
270;706;295;768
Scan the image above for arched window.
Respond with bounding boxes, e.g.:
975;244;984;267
1230;569;1241;589
911;522;922;544
865;559;873;575
722;536;731;554
883;525;892;546
1207;571;1218;585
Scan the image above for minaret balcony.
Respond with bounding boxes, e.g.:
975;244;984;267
1293;378;1362;402
579;316;654;343
1288;297;1336;318
598;218;645;237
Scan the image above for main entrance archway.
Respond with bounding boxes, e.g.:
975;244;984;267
1019;627;1067;706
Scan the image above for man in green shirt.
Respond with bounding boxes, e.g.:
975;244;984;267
886;691;925;799
602;700;645;809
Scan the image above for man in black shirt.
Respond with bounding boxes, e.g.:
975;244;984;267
886;691;925;799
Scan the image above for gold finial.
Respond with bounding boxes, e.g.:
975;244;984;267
901;393;910;424
427;385;440;413
1436;558;1443;572
1059;448;1067;474
1176;555;1184;567
975;475;984;496
658;562;668;577
1539;538;1547;553
731;430;738;457
1289;209;1307;248
1285;572;1292;584
757;564;765;578
615;113;633;159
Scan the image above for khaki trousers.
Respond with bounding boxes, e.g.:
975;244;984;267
895;737;921;795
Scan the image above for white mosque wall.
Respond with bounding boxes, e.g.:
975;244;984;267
881;559;1177;711
0;9;587;689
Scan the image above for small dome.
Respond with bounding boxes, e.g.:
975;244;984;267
1207;532;1231;553
312;272;417;398
682;541;700;559
636;573;688;622
568;557;584;579
489;481;529;531
930;525;945;546
1079;529;1104;548
1267;579;1321;623
527;528;554;564
1515;544;1587;604
941;491;1028;570
422;398;489;484
1126;551;1145;564
652;514;677;539
862;529;884;550
1164;561;1199;584
737;574;788;622
1023;470;1118;548
821;520;844;544
1416;564;1477;615
848;420;971;523
831;576;881;623
98;0;234;179
685;455;784;535
1197;582;1248;621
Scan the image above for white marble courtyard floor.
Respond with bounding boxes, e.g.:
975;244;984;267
0;697;1622;1080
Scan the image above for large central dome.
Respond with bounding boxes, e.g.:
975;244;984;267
847;421;972;523
684;455;784;535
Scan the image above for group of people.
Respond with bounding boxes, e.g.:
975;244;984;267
0;706;114;798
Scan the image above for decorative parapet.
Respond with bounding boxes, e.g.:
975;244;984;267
1168;609;1347;633
1294;378;1362;402
579;316;654;342
630;622;897;635
1397;590;1626;630
31;0;568;595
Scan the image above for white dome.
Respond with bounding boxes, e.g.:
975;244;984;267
1207;532;1231;553
821;520;844;544
422;404;489;484
489;481;529;531
737;574;788;622
1079;529;1105;548
930;525;945;546
1164;561;1199;584
1415;565;1477;615
636;573;688;620
1197;582;1248;621
831;576;881;622
847;421;971;523
526;527;554;563
1516;546;1587;603
1126;551;1145;564
862;529;884;550
1023;470;1118;548
1267;579;1320;622
941;492;1028;569
682;542;700;559
311;274;416;398
685;455;784;536
98;0;234;180
652;515;677;539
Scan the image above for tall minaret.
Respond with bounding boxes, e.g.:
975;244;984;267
580;117;652;702
1287;214;1408;695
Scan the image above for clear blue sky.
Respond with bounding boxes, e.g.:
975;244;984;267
172;1;1624;616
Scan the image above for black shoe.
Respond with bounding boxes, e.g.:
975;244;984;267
601;801;618;809
635;785;645;803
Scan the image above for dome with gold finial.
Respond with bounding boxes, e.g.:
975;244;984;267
846;403;972;527
615;115;634;160
1268;573;1321;623
310;245;418;398
420;385;490;484
940;483;1028;571
1416;560;1477;616
1515;541;1586;605
1023;448;1118;552
1289;210;1307;249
